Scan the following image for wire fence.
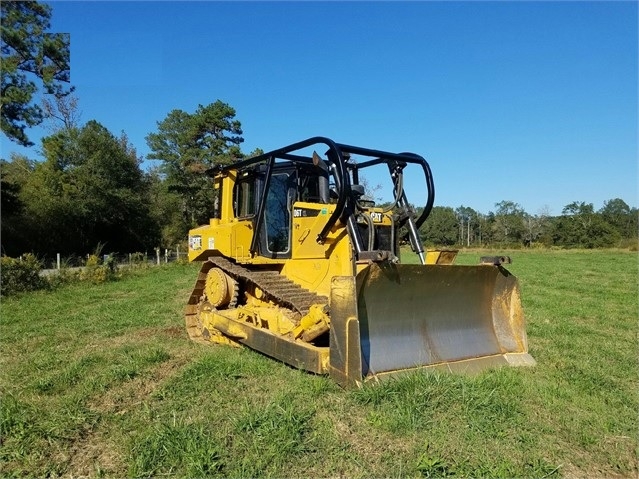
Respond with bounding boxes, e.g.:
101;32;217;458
38;248;189;273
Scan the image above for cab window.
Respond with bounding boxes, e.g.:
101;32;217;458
233;176;256;218
264;173;293;253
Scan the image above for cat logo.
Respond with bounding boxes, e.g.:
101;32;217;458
370;212;383;223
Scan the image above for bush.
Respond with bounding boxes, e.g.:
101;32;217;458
81;254;118;283
0;254;49;296
128;252;151;269
46;265;82;289
618;238;639;251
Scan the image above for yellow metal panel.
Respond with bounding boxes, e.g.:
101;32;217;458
291;202;335;258
231;220;254;262
282;203;354;297
200;308;329;374
425;249;458;265
188;220;256;263
220;170;236;221
328;275;363;389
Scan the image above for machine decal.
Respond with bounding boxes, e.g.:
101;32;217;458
293;207;321;218
370;212;383;223
189;235;202;251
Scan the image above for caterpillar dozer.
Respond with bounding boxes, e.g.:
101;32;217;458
186;137;535;388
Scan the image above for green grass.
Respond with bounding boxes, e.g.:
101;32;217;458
1;252;637;477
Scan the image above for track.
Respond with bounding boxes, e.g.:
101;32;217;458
185;256;329;343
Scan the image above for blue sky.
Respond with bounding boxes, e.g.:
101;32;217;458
2;1;637;215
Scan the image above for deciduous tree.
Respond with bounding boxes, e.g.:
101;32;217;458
420;206;458;246
0;154;35;254
492;200;525;244
455;205;477;246
599;198;636;239
553;201;619;248
4;121;160;256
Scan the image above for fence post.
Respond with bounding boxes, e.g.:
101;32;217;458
57;253;61;270
165;248;168;263
156;248;160;265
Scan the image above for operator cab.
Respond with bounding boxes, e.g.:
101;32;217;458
232;162;331;259
213;137;433;265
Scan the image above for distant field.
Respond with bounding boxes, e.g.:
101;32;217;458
1;250;637;478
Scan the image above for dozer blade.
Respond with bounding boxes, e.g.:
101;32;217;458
329;262;535;388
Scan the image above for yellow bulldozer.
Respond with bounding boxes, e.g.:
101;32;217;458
185;137;535;388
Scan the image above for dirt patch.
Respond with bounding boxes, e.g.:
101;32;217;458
61;429;126;478
561;463;635;479
131;325;186;339
162;325;185;338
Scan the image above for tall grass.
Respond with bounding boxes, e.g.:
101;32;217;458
1;251;637;477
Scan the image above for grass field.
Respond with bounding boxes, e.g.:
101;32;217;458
1;250;637;478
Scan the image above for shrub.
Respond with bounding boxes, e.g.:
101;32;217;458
0;254;49;296
618;238;639;251
81;254;119;283
128;252;151;269
46;265;82;289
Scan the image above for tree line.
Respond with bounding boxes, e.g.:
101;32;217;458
1;99;253;258
2;101;636;257
2;93;636;258
1;1;636;260
417;200;637;249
